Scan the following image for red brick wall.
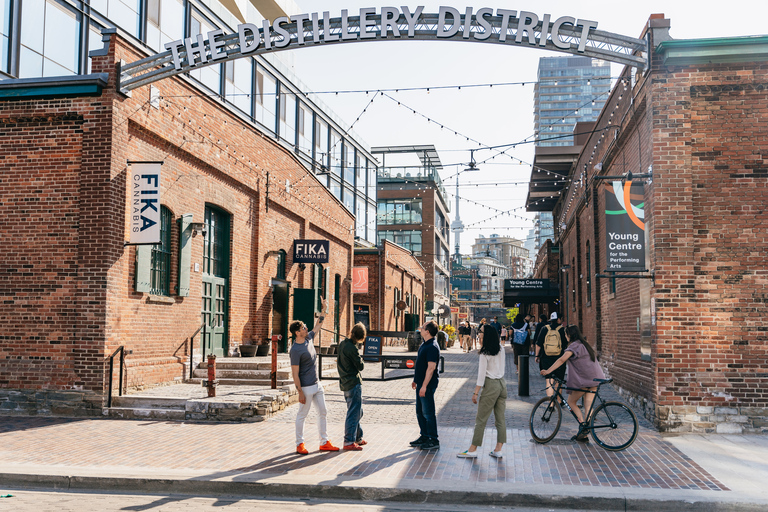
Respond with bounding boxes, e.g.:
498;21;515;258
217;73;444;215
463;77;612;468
0;31;355;412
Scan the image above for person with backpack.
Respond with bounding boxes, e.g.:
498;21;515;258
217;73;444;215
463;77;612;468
534;312;567;398
510;314;529;373
541;324;605;442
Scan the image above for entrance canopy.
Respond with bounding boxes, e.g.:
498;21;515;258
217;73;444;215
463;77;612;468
118;6;647;93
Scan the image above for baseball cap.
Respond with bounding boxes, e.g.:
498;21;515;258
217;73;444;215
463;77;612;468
550;312;558;320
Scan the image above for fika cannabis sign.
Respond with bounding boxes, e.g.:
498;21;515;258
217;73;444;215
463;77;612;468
129;162;162;245
294;240;330;263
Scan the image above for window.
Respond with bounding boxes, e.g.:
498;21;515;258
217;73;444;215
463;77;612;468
314;118;329;171
343;185;354;212
225;58;252;115
378;230;421;255
366;201;376;243
586;241;592;305
255;66;276;132
330;178;341;200
20;0;81;78
1;0;11;75
204;206;229;278
189;10;220;93
145;0;183;53
297;103;312;158
150;206;173;295
343;142;355;184
278;86;296;145
276;249;286;279
367;161;376;201
330;130;342;177
377;199;422;225
87;22;104;74
571;258;576;311
90;0;140;38
355;193;366;239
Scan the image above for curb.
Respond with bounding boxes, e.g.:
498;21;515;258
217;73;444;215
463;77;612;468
2;473;765;512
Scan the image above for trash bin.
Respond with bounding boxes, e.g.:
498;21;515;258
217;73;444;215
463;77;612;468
518;354;530;396
407;331;422;352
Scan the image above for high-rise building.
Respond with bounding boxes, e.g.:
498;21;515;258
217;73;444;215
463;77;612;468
533;56;611;147
373;145;451;317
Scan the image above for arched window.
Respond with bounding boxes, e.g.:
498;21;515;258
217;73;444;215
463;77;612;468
150;206;173;295
276;249;286;279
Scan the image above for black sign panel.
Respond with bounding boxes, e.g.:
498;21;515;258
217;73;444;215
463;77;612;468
293;239;329;263
503;279;559;306
604;181;646;272
363;335;381;362
353;304;370;330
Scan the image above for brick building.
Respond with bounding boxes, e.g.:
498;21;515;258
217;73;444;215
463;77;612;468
353;239;425;334
0;29;371;415
529;16;768;433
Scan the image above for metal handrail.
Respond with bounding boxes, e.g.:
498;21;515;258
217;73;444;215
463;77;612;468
106;346;125;408
189;318;211;380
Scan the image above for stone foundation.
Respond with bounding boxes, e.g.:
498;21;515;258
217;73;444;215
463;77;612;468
656;405;768;434
0;389;103;417
184;387;298;422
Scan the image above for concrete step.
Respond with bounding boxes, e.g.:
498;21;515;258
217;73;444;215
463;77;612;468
111;396;186;410
192;369;292;380
188;378;294;387
106;407;186;421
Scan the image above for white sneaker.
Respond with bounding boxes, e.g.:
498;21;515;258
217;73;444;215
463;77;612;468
489;450;503;458
457;450;478;458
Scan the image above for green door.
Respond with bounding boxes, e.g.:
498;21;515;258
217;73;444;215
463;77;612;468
201;206;230;357
272;282;290;352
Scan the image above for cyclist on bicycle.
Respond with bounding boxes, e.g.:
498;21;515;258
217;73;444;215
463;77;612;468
540;325;605;442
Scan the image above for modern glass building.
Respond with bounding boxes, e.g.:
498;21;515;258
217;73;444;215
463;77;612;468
0;0;378;243
533;56;611;147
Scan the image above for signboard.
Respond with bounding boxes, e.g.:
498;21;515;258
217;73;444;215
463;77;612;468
352;267;368;294
363;335;382;361
129;162;162;244
353;304;370;330
503;279;559;305
293;239;329;263
604;181;646;272
458;313;468;319
450;307;459;313
384;358;415;369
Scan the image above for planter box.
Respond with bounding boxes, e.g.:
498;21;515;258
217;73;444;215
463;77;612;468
240;345;258;357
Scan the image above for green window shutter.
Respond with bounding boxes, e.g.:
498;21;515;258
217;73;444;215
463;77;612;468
135;245;152;292
177;214;193;297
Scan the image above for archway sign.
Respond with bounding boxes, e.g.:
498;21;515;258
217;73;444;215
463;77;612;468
119;6;648;94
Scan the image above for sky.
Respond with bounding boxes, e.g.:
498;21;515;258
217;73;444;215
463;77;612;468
285;1;767;255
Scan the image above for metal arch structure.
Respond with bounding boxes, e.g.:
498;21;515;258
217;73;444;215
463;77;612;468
118;7;648;94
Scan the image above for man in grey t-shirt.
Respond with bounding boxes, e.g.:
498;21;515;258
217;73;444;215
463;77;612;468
289;298;340;455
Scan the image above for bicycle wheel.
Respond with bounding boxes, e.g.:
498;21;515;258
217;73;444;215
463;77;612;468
589;402;638;451
530;396;562;443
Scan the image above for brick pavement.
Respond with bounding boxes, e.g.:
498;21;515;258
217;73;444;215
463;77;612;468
0;344;726;495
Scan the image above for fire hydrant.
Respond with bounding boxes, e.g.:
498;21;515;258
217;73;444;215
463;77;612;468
202;354;218;397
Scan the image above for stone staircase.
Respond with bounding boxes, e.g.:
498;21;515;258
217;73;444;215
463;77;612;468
104;354;339;422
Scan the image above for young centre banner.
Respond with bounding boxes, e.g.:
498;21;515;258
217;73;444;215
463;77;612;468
604;181;646;272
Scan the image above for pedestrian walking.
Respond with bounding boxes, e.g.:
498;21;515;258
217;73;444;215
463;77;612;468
490;316;502;336
457;324;506;459
534;312;567;399
469;322;478;352
409;320;441;451
337;322;367;451
541;324;605;442
459;321;471;352
532;314;548;356
510;314;529;373
289;298;340;455
500;325;507;344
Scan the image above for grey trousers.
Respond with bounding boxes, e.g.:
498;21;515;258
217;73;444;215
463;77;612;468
472;377;507;446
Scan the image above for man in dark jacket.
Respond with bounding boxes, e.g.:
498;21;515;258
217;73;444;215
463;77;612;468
410;320;441;451
337;322;367;450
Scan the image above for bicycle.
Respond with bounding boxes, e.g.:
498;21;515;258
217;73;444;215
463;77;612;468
529;376;638;451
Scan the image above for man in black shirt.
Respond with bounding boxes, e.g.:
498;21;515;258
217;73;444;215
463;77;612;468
409;320;441;450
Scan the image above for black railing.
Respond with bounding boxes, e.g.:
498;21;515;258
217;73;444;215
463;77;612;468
189;319;209;380
107;346;125;408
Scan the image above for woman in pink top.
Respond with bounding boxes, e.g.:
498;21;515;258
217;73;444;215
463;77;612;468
540;325;605;442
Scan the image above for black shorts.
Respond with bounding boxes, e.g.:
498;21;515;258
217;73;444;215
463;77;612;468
539;355;566;380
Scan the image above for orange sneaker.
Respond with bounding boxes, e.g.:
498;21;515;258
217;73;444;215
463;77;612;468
343;443;363;451
319;441;340;451
296;443;309;455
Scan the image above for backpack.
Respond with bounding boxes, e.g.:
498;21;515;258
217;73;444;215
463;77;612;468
512;326;527;345
543;325;563;356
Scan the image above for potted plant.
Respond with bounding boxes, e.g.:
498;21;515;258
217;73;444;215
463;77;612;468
239;341;258;357
256;340;270;357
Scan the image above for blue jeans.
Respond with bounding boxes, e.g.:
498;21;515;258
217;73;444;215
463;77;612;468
343;383;364;444
415;387;438;441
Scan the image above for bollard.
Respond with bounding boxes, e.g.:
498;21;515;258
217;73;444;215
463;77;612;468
203;354;217;397
518;354;530;396
270;335;280;389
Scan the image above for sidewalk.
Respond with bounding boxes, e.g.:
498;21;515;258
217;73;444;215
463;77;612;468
1;345;767;511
